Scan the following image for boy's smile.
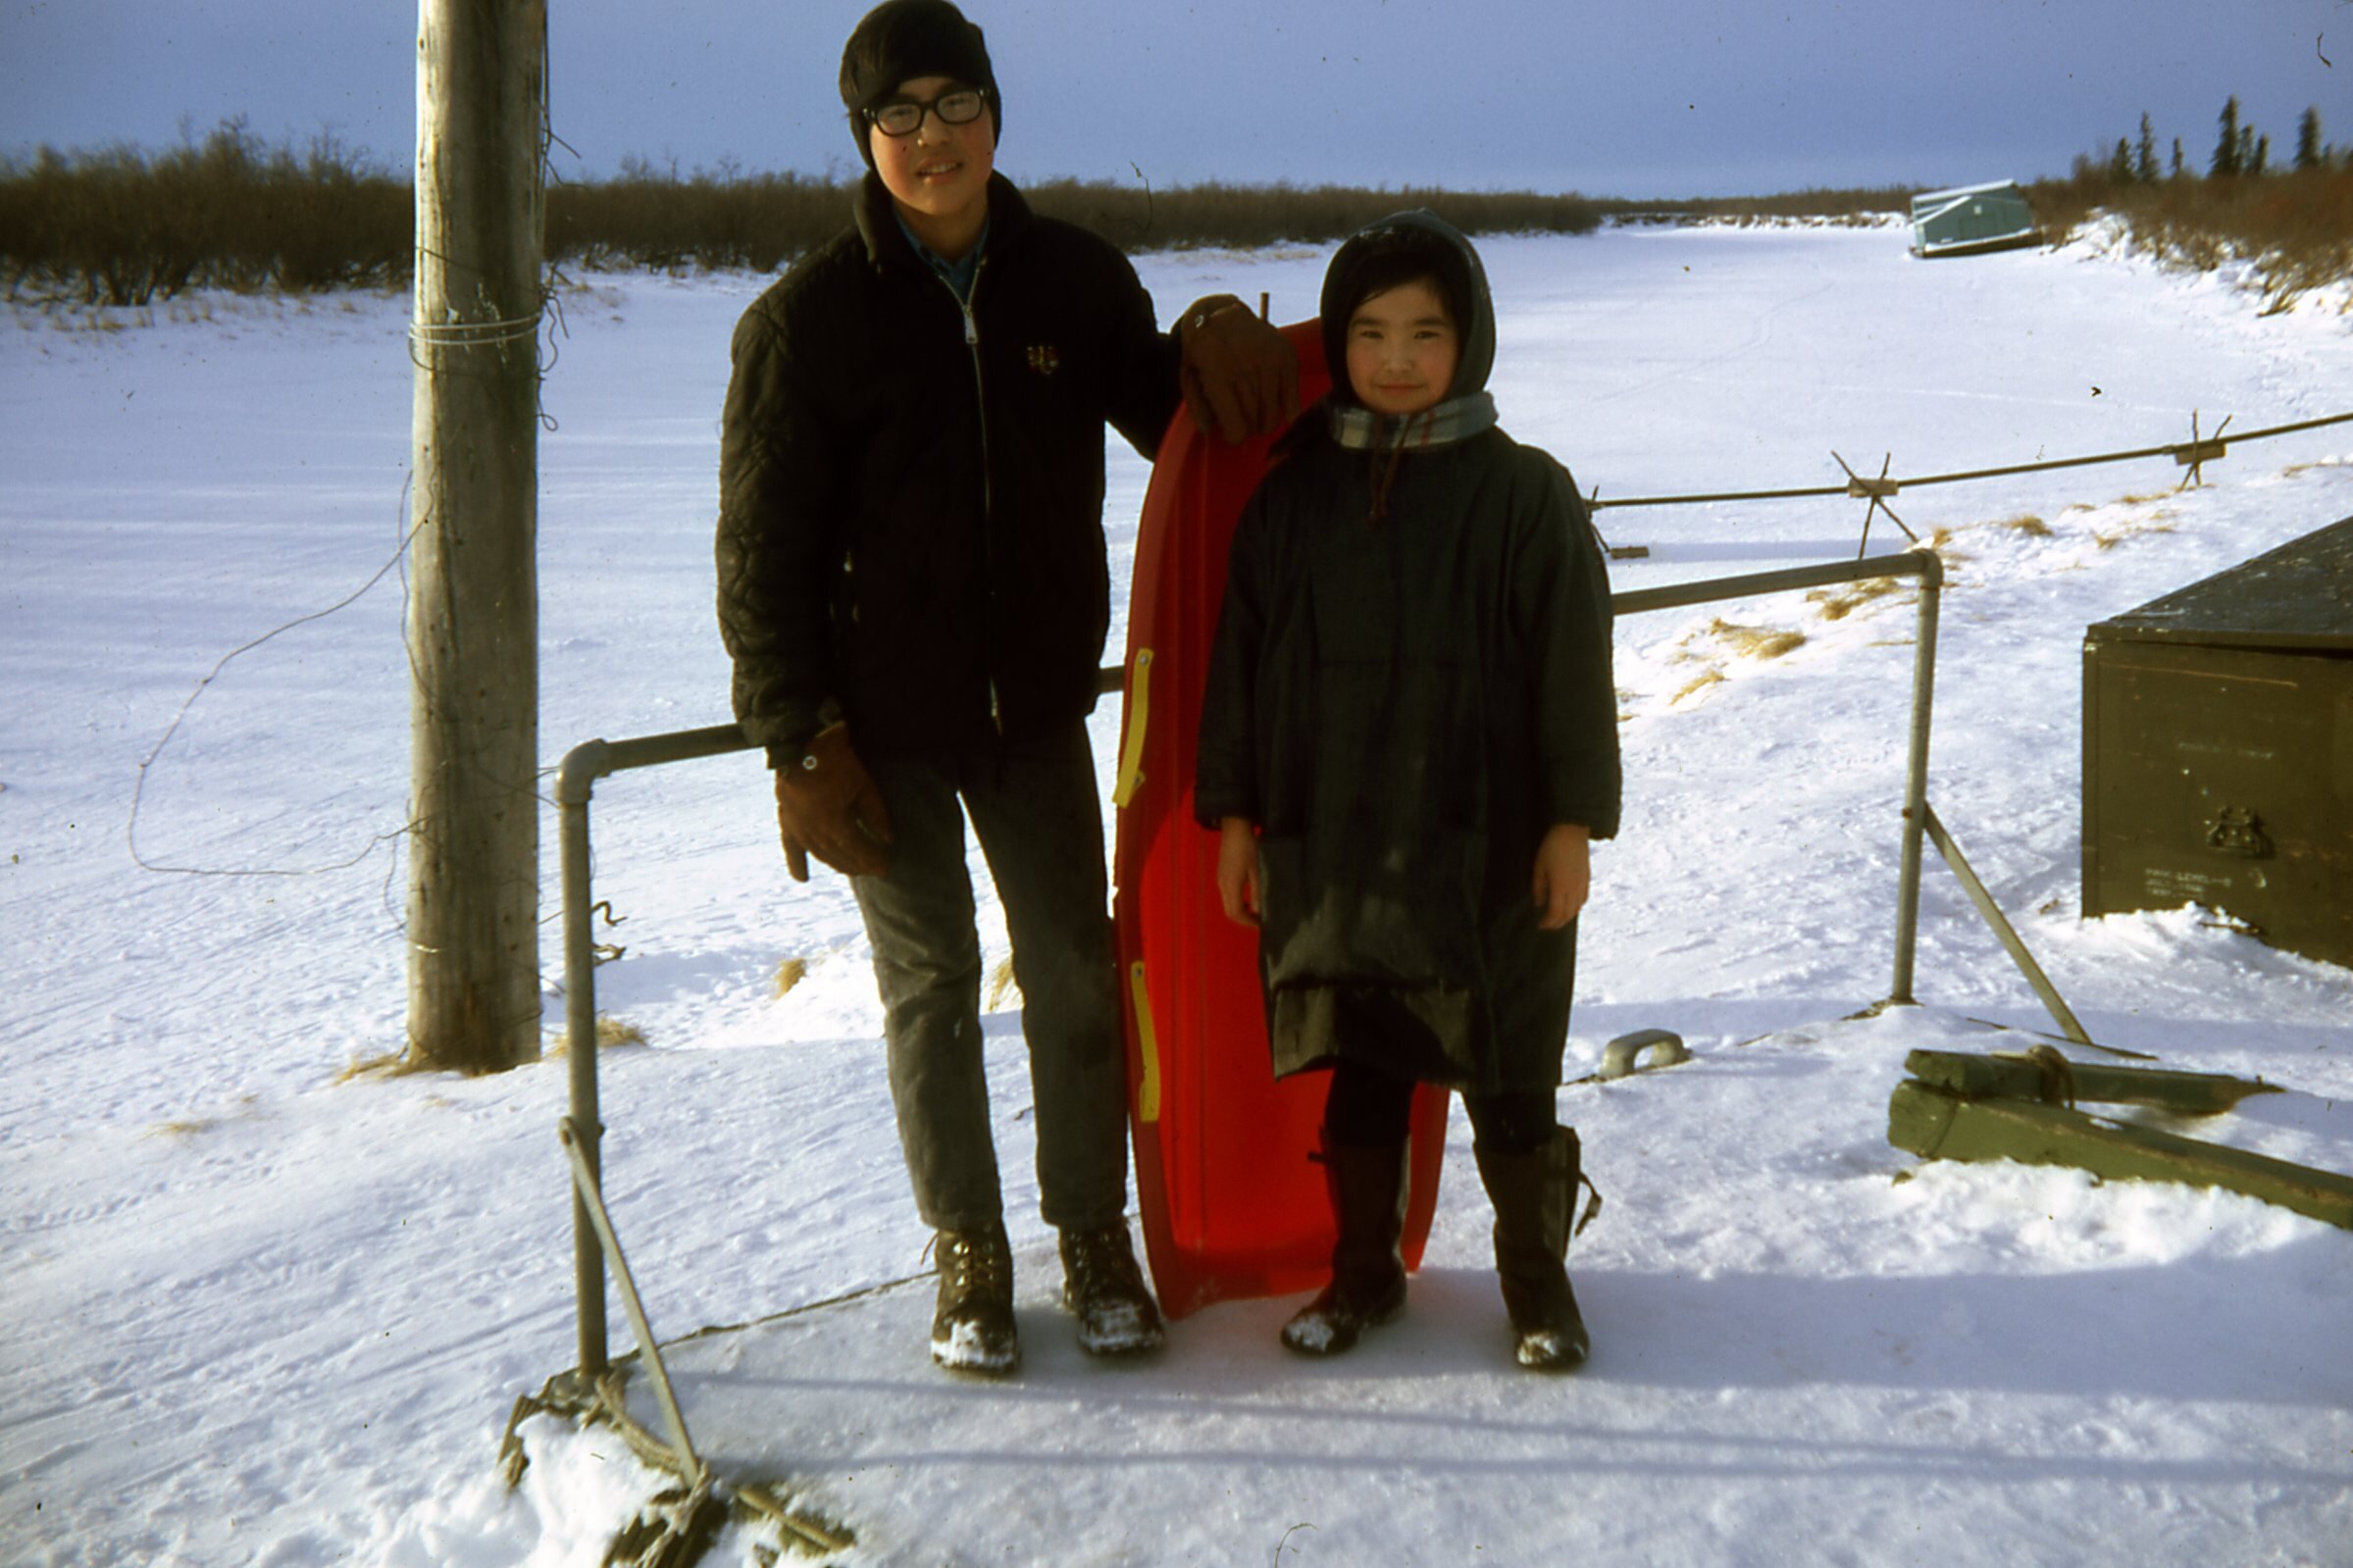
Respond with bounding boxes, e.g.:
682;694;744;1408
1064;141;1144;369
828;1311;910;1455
870;74;995;260
1344;278;1460;418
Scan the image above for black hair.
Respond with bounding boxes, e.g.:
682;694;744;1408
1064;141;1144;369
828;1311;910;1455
1316;220;1485;426
838;0;1001;170
1331;246;1468;339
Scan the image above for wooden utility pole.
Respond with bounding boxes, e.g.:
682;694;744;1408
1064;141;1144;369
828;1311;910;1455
406;0;546;1072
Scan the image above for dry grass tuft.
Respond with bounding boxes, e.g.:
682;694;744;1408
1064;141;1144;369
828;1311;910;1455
547;1016;648;1058
2092;520;2177;551
773;956;809;999
146;1118;215;1139
1808;578;1904;621
144;1093;261;1135
336;1050;427;1084
1672;669;1727;704
1924;527;1972;565
1708;619;1808;660
2000;514;2051;536
986;956;1021;1012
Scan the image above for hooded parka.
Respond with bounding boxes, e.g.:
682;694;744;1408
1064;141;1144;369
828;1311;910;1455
1195;213;1621;1092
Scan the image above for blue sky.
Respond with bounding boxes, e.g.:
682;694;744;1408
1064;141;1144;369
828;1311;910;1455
0;1;2341;196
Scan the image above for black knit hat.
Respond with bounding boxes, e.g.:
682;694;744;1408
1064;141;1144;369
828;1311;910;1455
839;0;1000;169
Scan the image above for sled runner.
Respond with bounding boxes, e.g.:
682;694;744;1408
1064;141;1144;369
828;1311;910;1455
1111;318;1448;1320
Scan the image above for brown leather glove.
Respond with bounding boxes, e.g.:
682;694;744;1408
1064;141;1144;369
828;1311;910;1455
1177;296;1301;444
773;723;893;882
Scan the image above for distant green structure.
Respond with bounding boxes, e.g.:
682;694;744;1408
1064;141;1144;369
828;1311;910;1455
1909;180;2039;258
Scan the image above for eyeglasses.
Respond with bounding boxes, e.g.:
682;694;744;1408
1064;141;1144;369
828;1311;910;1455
864;87;986;138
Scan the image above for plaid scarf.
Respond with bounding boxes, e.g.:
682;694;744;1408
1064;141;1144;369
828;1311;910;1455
1327;390;1497;452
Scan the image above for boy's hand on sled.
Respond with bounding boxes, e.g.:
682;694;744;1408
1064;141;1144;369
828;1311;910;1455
1531;825;1591;931
1215;817;1263;928
774;723;893;882
1179;296;1300;444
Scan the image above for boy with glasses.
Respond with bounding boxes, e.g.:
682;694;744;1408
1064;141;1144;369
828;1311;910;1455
715;0;1296;1376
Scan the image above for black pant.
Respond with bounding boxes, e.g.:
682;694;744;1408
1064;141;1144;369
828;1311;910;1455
849;721;1131;1235
1325;1056;1554;1154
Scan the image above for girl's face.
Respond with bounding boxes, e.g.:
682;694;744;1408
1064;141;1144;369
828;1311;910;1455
1344;277;1458;418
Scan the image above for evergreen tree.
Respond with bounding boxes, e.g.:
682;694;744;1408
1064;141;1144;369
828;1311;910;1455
2251;132;2270;177
2134;114;2159;182
2108;136;2134;185
2295;107;2322;171
2171;137;2185;178
2212;96;2241;177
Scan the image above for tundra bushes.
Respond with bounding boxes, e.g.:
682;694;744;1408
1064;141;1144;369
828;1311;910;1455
0;127;1602;303
2034;100;2353;312
4;123;2346;308
2029;165;2353;313
0;123;407;304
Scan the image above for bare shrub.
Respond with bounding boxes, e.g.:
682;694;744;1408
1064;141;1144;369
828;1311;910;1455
1030;179;1602;252
0;121;405;302
2029;162;2353;308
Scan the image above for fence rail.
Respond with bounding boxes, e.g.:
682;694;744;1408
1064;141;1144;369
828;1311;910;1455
549;548;2033;1389
1588;409;2353;511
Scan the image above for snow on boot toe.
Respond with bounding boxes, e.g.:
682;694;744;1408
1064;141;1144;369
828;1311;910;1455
931;1312;1021;1375
1279;1274;1404;1356
1058;1222;1165;1357
1514;1323;1589;1373
930;1222;1020;1376
1070;1294;1162;1356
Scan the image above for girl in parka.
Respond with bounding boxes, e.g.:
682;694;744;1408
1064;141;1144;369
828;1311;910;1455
1195;212;1621;1370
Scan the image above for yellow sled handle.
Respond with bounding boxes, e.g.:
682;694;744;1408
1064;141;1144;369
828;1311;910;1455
1111;648;1151;808
1128;959;1162;1124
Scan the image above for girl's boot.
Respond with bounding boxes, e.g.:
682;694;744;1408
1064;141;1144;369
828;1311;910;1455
1280;1135;1409;1355
1474;1125;1593;1372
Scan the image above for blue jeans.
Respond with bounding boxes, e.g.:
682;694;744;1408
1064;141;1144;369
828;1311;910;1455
849;721;1131;1235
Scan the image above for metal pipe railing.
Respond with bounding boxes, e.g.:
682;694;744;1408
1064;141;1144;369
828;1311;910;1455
550;547;1969;1380
1611;549;1945;1006
1610;549;2091;1042
555;725;755;1378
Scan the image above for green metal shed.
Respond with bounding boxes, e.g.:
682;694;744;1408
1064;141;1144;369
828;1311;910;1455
2082;515;2353;969
1910;180;2039;258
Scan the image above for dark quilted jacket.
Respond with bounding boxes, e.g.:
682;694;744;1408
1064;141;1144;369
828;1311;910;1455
716;173;1180;759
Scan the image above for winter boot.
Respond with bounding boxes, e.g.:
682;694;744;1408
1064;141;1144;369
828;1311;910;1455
1059;1221;1166;1356
930;1221;1020;1376
1474;1126;1596;1372
1280;1136;1410;1356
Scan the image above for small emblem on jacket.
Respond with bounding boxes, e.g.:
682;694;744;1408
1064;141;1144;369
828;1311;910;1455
1025;343;1061;377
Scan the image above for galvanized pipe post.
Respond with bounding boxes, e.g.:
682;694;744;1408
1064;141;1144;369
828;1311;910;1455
555;739;614;1379
1887;550;1944;1004
1610;549;1944;1008
553;725;755;1381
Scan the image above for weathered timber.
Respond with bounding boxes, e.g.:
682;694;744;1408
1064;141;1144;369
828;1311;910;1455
1888;1081;2353;1230
1902;1048;2280;1116
406;0;547;1072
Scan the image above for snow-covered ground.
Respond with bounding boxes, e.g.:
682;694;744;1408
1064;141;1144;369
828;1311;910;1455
3;224;2349;1566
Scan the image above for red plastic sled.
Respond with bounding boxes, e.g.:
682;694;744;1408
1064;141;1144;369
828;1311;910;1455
1111;319;1448;1321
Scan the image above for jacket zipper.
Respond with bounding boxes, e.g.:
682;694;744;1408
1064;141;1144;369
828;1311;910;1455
949;257;1004;733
